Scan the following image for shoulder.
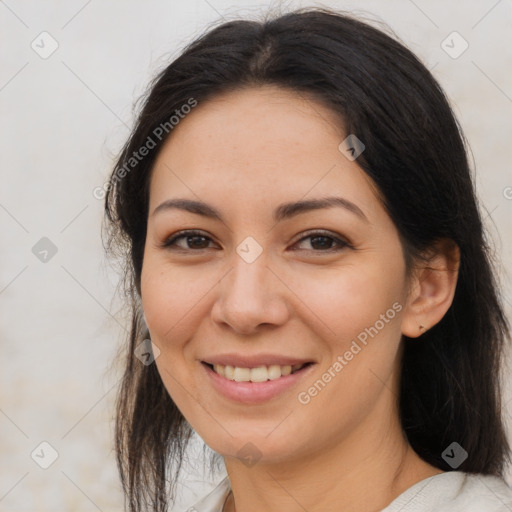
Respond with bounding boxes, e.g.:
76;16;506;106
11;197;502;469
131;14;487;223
382;471;512;512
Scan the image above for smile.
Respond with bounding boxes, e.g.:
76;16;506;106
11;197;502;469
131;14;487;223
205;362;311;382
201;360;316;404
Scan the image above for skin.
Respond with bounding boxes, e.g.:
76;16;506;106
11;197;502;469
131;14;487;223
140;85;460;512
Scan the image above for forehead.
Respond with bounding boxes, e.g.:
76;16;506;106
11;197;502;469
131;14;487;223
149;86;381;220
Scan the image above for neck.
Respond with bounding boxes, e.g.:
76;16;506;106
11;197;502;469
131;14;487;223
222;400;442;512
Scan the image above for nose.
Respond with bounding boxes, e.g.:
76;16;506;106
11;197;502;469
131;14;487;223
211;254;290;335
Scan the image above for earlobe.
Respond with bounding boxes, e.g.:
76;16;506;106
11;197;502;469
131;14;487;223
401;239;460;338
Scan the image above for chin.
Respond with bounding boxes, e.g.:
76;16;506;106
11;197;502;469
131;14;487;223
198;426;305;466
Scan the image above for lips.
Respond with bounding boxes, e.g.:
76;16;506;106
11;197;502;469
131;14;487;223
201;358;316;404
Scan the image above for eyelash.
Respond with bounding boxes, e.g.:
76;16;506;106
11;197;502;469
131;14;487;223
160;229;352;253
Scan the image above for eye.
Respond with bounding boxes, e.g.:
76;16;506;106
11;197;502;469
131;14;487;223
291;230;351;252
160;229;351;253
161;230;217;251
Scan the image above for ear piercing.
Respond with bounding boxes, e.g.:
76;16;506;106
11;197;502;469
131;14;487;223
419;324;425;330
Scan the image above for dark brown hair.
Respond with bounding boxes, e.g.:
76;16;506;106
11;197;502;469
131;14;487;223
103;7;511;511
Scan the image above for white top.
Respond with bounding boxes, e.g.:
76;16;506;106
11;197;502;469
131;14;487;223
187;471;512;512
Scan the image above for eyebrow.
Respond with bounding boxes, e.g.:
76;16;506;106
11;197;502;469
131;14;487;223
152;196;368;223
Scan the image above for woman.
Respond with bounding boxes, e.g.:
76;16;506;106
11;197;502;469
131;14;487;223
103;7;512;512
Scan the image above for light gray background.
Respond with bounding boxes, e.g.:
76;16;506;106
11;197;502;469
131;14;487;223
1;0;511;510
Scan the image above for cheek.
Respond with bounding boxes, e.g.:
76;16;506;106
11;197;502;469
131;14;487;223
287;260;405;349
140;262;210;414
140;258;213;342
294;256;406;403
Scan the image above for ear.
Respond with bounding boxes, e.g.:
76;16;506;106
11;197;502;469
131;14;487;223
401;239;460;338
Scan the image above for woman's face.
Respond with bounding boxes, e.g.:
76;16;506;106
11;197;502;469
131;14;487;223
141;86;411;464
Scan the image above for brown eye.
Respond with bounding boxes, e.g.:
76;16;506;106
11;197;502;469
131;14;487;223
161;230;215;250
160;229;351;254
292;231;351;252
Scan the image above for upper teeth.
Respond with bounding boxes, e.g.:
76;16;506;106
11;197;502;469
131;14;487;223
213;363;305;382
